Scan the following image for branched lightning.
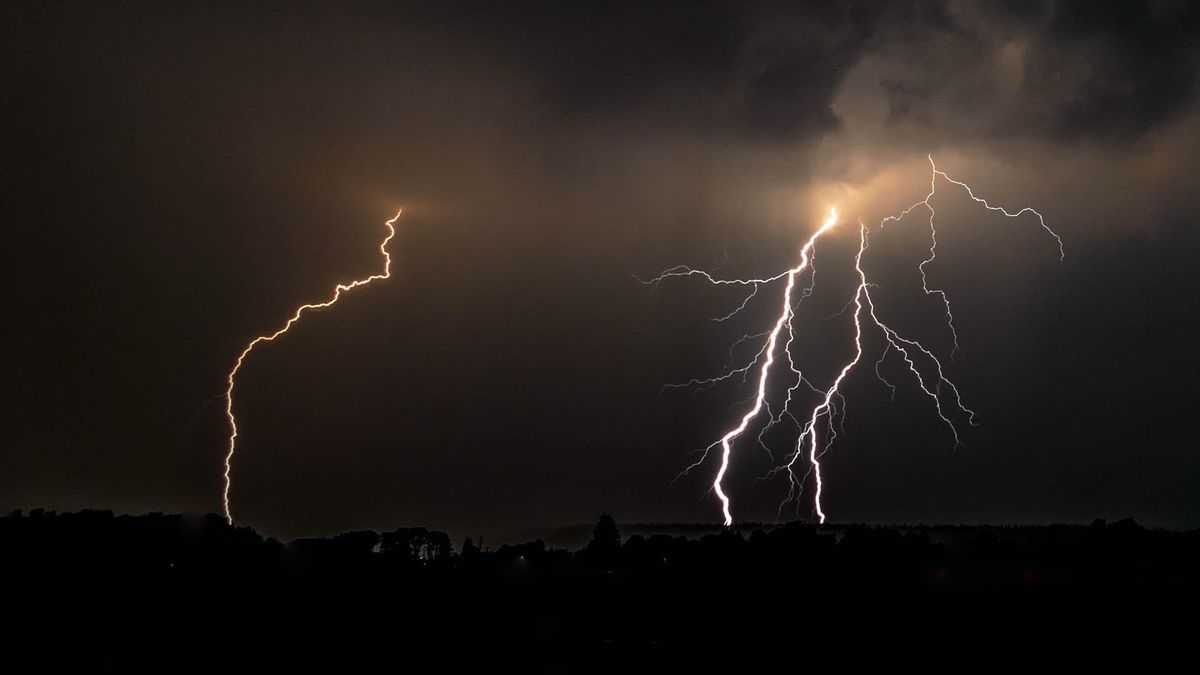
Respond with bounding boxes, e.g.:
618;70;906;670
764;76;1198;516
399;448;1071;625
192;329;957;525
649;157;1062;526
654;210;838;525
221;209;402;524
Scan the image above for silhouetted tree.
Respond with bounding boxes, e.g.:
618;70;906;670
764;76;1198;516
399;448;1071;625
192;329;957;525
381;527;453;563
582;513;621;569
461;536;480;560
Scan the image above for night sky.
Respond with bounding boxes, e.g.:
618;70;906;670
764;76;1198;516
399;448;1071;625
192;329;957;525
4;1;1200;540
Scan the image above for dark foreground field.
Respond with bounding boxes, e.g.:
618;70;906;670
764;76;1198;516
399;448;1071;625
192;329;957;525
3;510;1196;668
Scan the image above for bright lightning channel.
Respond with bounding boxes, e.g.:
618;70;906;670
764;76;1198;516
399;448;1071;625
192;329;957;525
222;209;402;525
647;157;1062;526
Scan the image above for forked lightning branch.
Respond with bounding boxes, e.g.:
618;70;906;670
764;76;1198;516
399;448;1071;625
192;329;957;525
644;156;1063;525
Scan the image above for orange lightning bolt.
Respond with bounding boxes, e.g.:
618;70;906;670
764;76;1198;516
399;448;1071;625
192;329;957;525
222;209;402;524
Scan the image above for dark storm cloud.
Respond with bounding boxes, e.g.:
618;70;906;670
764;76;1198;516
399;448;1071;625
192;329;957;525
880;79;933;124
416;1;883;141
857;0;1200;146
439;0;1200;148
1010;0;1200;142
412;0;1200;148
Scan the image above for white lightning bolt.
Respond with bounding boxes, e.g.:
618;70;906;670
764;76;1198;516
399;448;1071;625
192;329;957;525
222;209;402;525
649;156;1062;525
653;209;838;526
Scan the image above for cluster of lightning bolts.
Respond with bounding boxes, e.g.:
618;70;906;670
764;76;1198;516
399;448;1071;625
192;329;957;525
645;156;1063;526
221;209;403;524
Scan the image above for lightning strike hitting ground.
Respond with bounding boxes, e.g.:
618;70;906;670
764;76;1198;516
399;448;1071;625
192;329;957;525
646;158;1062;525
221;209;402;524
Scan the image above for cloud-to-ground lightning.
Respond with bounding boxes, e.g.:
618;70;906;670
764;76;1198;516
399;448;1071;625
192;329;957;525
221;209;402;524
647;158;1062;525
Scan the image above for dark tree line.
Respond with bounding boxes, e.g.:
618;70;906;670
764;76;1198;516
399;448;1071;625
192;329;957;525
4;508;1199;587
4;509;1197;666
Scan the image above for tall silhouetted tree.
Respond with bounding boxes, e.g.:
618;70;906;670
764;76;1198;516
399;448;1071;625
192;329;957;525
461;536;480;560
582;513;621;569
